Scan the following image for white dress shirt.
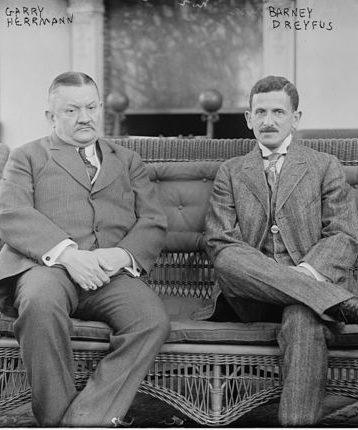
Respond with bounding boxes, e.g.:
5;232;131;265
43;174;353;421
42;142;141;277
258;135;328;283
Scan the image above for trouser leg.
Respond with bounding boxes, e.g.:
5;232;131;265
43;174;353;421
215;247;352;318
277;304;332;426
61;274;170;427
13;266;79;426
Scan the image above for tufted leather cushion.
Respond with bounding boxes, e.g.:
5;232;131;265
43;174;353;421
147;161;219;251
1;314;358;347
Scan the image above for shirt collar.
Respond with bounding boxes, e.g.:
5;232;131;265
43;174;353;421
76;143;96;158
258;134;292;158
51;132;97;157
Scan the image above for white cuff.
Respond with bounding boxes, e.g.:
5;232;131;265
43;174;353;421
298;262;328;282
123;250;142;277
42;239;78;266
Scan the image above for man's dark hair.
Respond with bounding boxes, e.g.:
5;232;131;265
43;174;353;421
48;71;99;96
249;75;299;111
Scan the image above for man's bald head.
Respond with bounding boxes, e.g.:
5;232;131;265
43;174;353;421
48;71;99;101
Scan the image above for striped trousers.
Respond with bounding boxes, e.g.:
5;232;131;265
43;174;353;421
214;246;350;426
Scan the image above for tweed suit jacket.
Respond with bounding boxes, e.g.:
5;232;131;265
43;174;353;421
0;134;167;286
205;140;358;291
0;143;9;177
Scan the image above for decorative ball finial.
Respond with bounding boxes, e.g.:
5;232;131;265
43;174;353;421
199;89;223;113
106;92;129;114
106;92;129;136
199;89;223;138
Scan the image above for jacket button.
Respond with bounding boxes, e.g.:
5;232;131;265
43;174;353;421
271;225;279;234
94;225;99;232
178;205;183;210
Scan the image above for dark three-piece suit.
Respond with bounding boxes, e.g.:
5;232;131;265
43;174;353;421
0;134;170;426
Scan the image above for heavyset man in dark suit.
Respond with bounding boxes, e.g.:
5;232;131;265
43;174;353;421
0;72;170;427
205;75;358;426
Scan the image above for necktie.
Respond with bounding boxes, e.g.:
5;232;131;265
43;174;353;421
78;147;98;182
265;153;282;190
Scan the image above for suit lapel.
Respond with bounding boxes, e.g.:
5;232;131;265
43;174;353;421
240;145;270;216
49;133;91;190
91;139;121;193
276;140;308;212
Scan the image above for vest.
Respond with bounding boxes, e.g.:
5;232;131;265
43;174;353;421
261;166;295;266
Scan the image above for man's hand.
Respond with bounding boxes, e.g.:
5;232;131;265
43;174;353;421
93;248;131;277
57;247;113;291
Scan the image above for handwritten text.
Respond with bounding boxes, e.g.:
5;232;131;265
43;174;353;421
4;5;73;27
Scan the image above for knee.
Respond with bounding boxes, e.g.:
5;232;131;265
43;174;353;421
214;248;255;285
13;295;70;345
15;293;69;339
146;307;171;342
135;301;171;343
283;303;316;322
15;281;69;334
17;283;62;317
17;293;60;319
15;267;72;318
214;250;244;290
214;248;240;275
279;304;332;344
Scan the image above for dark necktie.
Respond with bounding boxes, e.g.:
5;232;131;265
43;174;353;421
265;153;282;190
78;147;98;182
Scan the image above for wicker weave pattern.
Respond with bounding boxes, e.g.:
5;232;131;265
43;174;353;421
141;351;283;425
1;346;358;426
115;137;358;164
146;251;214;299
1;138;358;424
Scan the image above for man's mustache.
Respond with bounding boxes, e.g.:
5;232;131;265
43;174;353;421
76;124;95;130
260;127;278;133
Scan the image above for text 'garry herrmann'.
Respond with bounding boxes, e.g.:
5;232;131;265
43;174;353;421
4;6;73;27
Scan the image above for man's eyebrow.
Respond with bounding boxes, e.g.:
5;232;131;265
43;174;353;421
64;103;79;108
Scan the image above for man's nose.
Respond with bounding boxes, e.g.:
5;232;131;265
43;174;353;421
262;112;274;126
77;108;91;123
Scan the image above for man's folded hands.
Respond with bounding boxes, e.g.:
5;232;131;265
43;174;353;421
57;247;130;291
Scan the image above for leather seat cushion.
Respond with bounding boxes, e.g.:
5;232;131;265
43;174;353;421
1;314;358;347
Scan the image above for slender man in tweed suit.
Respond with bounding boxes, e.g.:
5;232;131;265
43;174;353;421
205;76;358;426
0;72;170;427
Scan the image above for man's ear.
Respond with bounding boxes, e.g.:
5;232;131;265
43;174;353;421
45;110;54;126
292;110;302;131
244;110;253;130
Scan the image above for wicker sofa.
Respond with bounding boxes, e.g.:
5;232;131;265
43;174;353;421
1;137;358;426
